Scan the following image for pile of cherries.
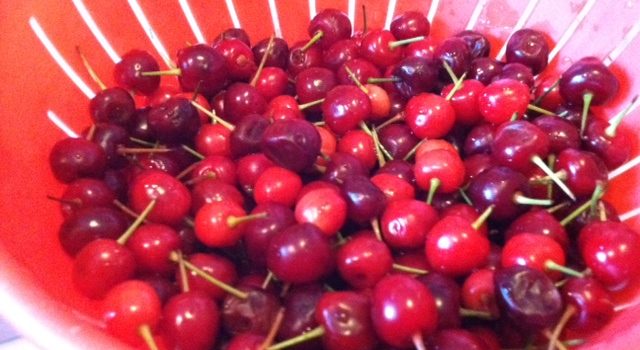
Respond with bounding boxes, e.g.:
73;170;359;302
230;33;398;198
49;7;640;350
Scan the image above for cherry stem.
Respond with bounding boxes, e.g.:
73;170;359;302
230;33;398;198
45;195;81;207
141;68;181;76
374;112;404;131
76;46;107;90
513;192;553;206
403;139;425;161
191;80;203;101
472;205;494;231
129;137;157;147
609;153;640;180
362;5;368;34
547;201;570;214
267;326;325;350
85;124;97;141
262;271;274;290
460;308;494;319
560;183;605;226
392;263;429;275
445;72;468;100
547;305;577;350
116;199;156;245
138;324;159;350
389;36;425;49
261;308;286;350
527;104;555;116
371;217;383;241
228;212;268;228
426;178;440;205
251;35;275;86
112;199;145;220
176;162;199;180
580;92;594;138
510;112;520;121
344;66;369;94
176;251;190;293
605;95;638;138
412;332;427;350
459;188;473;205
441;60;459;84
191;101;235;130
169;251;248;299
598;201;608;221
280;283;291;298
532;78;561;106
530;170;567;185
371;128;388;166
547;154;557;200
542;330;569;350
184;172;217;186
298;98;325;110
180;144;205;160
117;147;171;155
545;261;585;278
367;77;400;84
301;31;324;52
531;155;576;201
184;216;195;228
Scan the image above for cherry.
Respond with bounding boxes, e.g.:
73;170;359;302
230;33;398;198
229;114;270;158
414;149;466;194
360;30;405;68
463;123;496;156
262;118;322;172
162;290;220;350
58;206;128;255
114;49;161;95
441;203;489;236
295;187;347;236
377;159;416;185
89;87;136;127
288;41;323;76
381;199;438;249
277;284;324;350
505;208;568;248
215;28;251;46
195;122;232;157
435;37;472;81
478;79;530;124
531;115;580;154
561;277;614;332
265;95;304;121
253;37;289;69
213;38;256;81
224;82;267;122
440;79;484;126
337;58;381;86
49;137;107;183
337;129;377;169
222;286;281;336
140;275;178;305
341;175;387;223
377;123;419;160
469;57;503;85
148;96;201;143
583;117;632;169
126;223;181;275
89;123;130;169
490;120;550;173
535;75;564;111
559;57;619;106
175;44;228;97
494;62;534;88
425;214;490;276
455;30;491;59
58;178;115;218
195;201;257;247
323;39;360;71
371;173;415;202
392;56;439;99
579;220;640;290
129;169;191;226
226;333;266;350
371;274;438;348
254;67;289;101
102;280;161;346
322;85;371;135
243;202;295;267
254;166;303;207
464;153;495;181
178;252;238;300
555;148;608;198
336;233;392;289
236;153;275;193
462;269;499;318
494;265;563;331
323;152;368;185
428;329;486;350
501;233;571;280
418;273;462;329
315;291;377;350
390;11;430;40
307;8;352;49
190;155;238;185
505;29;549;74
404;93;456;139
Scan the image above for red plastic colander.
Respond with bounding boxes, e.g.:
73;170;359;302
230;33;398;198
1;0;640;349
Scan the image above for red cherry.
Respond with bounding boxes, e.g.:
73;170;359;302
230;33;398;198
162;291;220;350
440;79;484;126
404;93;456;139
414;149;466;194
371;173;416;202
295;187;347;236
337;130;377;170
501;233;567;280
236;153;275;193
478;79;530;124
322;85;372;135
337;233;393;289
178;253;238;300
128;169;191;226
316;291;378;350
364;84;392;121
195;123;232;158
265;95;303;121
360;30;404;68
381;199;438;249
195;201;249;247
254;166;303;207
191;155;238;185
191;178;244;213
126;223;181;275
462;268;499;317
213;38;257;81
316;125;337;166
561;277;615;332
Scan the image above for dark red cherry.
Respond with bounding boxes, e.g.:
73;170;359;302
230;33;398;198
494;62;534;88
222;286;281;336
295;67;337;112
126;223;181;275
466;166;529;221
128;169;191;226
434;37;471;81
230;114;271;158
308;8;352;49
418;273;462;329
278;284;324;350
371;274;438;348
226;333;265;350
50;137;107;183
254;66;289;101
322;85;371;135
390;11;430;40
491;120;550;173
58;206;128;256
494;265;563;331
455;30;491;58
73;239;136;298
463;123;496;156
253;37;289;69
555;148;608;198
337;58;381;86
243;202;295;267
341;175;387;223
376;159;416;185
288;41;323;76
316;291;378;350
583;118;632;169
59;178;116;218
89;123;129;168
176;44;228;97
393;56;439;99
162;291;220;350
561;277;614;332
381;199;438;249
532;115;580;153
505;29;549;74
213;38;256;81
469;57;503;85
429;329;486;350
559;57;619;106
90;87;136;126
378;123;419;161
236;153;275;193
147;97;201;143
224;83;267;123
463;153;495;182
215;28;251;46
261;118;322;172
323;39;360;71
337;233;392;289
323;152;368;185
114;50;161;95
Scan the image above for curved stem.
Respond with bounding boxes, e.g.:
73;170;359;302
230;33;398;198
392;263;429;275
177;251;190;293
426;178;440;205
547;305;576;350
76;46;106;90
445;72;467;100
513;192;553;206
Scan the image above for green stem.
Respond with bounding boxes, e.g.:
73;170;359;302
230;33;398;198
116;199;156;245
301;31;323;52
605;95;638;137
388;36;425;49
268;326;325;350
531;155;576;201
392;263;429;275
471;205;494;231
426;178;440;205
513;192;553;206
527;104;555;116
141;68;181;76
580;92;594;138
545;260;585;278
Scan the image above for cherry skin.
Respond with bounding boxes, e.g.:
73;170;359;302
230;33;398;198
478;79;530;124
195;123;232;158
435;37;472;81
466;166;530;221
254;166;302;207
561;277;614;332
377;123;419;160
147;96;201;143
114;49;161;95
236;153;275;193
243;202;295;267
583;118;632;169
337;232;393;289
371;274;438;348
323;38;360;71
230;114;270;158
316;291;378;350
441;203;489;236
463;123;496;156
262;118;322;172
440;79;484;126
222;286;281;336
288;41;323;77
360;30;404;68
337;129;377;170
429;329;487;350
295;67;337;111
162;290;220;350
59;178;116;218
322;85;371;135
376;159;416;185
128;169;191;226
393;56;439;99
381;199;439;249
337;58;381;87
455;30;491;58
176;44;228;98
278;284;324;350
213;38;256;81
89;123;129;169
404;93;456;139
226;333;265;350
505;29;549;74
535;75;565;110
215;27;251;46
194;201;247;247
102;280;161;345
58;206;129;256
252;37;289;69
390;11;430;40
295;187;347;236
364;83;392;121
72;238;136;298
265;95;304;121
462;268;499;317
308;8;352;49
531;115;580;154
425;215;490;276
579;221;640;290
267;223;335;284
404;37;437;60
323;152;368;185
190;155;238;186
254;66;289;101
559;56;619;105
501;233;566;280
505;208;568;249
224;83;267;123
90;87;136;127
178;253;237;301
469;57;503;85
555;148;608;198
417;273;462;329
341;175;387;223
464;153;495;182
414;149;466;194
371;173;416;202
491;120;550;173
126;223;181;275
49;137;107;183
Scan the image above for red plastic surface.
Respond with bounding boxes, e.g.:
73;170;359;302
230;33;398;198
1;0;640;349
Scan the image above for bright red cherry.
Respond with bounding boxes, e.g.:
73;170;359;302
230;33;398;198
114;50;160;95
126;223;181;275
308;8;352;49
462;268;499;317
371;173;416;202
162;291;220;350
178;253;237;300
414;149;466;194
194;201;250;247
404;93;456;139
128;169;191;226
390;11;430;40
191;178;244;213
337;233;393;289
195;123;232;158
440;79;484;126
555;148;608;198
478;79;530;124
381;199;438;249
337;129;376;170
316;291;378;350
360;30;405;68
236;153;275;193
213;38;256;81
295;187;347;236
191;155;238;185
254;66;289;101
501;233;567;280
561;277;615;332
254;166;303;207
